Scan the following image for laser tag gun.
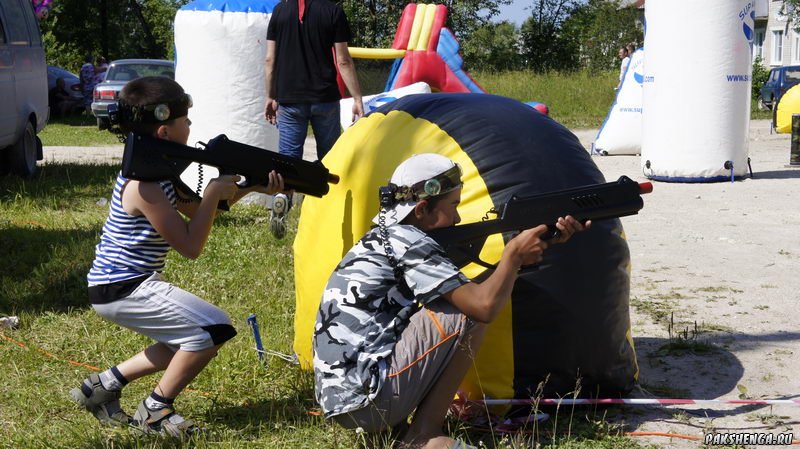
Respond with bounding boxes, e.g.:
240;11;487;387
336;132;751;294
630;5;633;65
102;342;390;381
427;176;653;269
121;132;340;209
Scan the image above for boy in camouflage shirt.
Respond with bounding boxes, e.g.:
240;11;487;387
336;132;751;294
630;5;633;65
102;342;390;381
313;154;587;449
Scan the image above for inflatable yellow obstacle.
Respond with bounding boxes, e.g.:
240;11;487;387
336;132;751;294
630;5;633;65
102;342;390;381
294;94;638;400
775;84;800;133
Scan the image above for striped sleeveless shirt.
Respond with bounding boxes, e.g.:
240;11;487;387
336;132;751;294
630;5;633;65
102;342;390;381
87;174;177;285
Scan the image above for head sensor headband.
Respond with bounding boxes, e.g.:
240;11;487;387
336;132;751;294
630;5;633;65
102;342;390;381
115;93;193;125
380;164;463;207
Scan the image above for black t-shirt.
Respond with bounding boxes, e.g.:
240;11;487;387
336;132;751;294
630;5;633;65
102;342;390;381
267;0;351;103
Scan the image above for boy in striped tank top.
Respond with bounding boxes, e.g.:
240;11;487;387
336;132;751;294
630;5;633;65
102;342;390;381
70;76;285;437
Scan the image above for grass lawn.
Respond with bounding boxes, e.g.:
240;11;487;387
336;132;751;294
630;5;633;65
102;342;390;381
39;114;121;147
0;164;653;449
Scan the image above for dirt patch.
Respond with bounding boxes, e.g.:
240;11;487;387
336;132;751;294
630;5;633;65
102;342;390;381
578;120;800;447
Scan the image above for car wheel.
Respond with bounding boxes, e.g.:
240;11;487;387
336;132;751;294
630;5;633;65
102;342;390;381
8;121;38;178
97;117;110;130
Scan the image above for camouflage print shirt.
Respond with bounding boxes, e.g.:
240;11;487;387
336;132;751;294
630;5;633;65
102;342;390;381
313;224;469;418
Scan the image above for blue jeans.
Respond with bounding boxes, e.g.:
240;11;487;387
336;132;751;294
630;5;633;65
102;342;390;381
277;101;341;160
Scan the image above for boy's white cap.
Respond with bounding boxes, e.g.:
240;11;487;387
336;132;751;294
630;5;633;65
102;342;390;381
372;153;459;226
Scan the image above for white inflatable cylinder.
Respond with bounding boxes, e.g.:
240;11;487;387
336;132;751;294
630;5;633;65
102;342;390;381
641;0;753;181
175;0;278;148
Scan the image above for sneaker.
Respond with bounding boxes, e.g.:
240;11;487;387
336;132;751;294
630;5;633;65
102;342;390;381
269;193;290;239
69;374;132;426
132;401;201;438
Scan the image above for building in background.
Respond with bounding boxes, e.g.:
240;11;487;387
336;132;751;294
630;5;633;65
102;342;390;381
759;0;800;67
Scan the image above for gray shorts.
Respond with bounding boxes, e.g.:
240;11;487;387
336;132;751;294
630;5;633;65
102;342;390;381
333;300;475;432
92;273;236;352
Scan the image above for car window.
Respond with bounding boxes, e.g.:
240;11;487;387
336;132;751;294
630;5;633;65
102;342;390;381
785;68;800;82
106;63;174;81
770;70;778;82
1;0;31;45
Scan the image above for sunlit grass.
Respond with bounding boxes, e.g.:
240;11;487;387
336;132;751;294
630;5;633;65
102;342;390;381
39;114;120;147
472;70;619;129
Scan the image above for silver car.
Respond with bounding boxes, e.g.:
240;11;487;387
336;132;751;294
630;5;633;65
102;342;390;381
0;0;47;177
91;59;175;129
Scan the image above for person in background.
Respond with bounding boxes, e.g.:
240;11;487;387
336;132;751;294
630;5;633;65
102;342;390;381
616;47;630;91
49;77;83;117
263;0;364;239
79;55;107;113
94;57;109;85
626;43;636;57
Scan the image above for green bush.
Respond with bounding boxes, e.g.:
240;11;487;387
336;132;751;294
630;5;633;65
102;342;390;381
752;56;770;100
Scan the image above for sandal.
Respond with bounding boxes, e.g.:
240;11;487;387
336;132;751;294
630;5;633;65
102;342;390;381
132;401;201;438
69;374;132;426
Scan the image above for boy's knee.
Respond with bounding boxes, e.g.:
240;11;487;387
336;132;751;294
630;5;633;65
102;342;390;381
177;324;236;352
202;323;237;346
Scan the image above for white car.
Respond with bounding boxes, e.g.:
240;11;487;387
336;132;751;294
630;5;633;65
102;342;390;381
91;59;175;129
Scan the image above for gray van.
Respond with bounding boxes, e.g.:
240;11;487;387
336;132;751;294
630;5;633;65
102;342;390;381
0;0;47;177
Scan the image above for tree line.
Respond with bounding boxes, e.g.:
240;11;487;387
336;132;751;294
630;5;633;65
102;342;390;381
40;0;641;74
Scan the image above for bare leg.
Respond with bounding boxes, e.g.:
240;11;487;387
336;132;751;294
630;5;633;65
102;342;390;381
115;343;176;382
114;343;221;400
152;345;221;398
401;323;486;449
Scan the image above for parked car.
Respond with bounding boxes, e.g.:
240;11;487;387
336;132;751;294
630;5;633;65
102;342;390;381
47;65;83;101
758;65;800;110
91;59;175;129
0;0;47;177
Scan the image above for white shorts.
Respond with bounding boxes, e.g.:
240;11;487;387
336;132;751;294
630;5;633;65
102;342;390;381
92;272;236;352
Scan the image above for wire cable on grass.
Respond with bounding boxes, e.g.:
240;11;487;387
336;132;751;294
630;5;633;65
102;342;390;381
0;331;210;397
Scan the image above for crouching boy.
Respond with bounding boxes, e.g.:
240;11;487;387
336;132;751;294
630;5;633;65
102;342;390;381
313;153;588;449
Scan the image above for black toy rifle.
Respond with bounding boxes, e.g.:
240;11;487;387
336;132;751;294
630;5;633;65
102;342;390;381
121;132;340;207
427;176;652;269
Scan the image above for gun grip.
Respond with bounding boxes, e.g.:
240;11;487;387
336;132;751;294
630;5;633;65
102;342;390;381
540;224;560;241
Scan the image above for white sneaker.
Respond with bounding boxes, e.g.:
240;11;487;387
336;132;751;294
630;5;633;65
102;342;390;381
269;193;289;239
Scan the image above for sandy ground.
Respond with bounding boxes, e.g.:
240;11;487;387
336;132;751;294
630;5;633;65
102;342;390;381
42;120;800;447
576;120;800;448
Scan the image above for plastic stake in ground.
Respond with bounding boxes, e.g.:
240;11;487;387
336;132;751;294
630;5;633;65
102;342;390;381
247;314;266;366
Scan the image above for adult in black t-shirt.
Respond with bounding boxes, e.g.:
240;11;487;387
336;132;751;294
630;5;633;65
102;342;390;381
264;0;363;163
49;77;83;117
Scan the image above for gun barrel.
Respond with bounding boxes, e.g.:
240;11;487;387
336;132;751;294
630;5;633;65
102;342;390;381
427;175;651;269
122;133;339;198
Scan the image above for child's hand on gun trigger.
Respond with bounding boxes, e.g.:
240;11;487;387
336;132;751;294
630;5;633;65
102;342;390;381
259;170;285;195
549;215;591;245
205;175;241;201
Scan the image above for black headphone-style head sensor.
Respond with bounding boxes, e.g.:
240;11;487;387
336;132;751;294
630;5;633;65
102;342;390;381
109;93;193;127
